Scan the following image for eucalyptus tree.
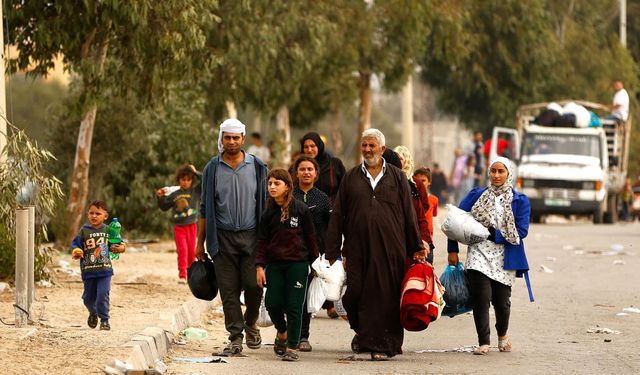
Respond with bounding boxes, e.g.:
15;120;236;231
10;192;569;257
344;0;430;163
5;1;217;240
203;1;346;167
420;0;638;132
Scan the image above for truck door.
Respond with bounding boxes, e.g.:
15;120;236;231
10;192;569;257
489;127;520;162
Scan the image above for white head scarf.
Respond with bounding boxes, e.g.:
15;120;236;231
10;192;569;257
471;156;520;245
217;118;246;153
488;156;514;189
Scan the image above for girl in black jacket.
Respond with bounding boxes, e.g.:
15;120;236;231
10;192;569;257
255;168;319;362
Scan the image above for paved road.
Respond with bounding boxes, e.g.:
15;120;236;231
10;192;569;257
167;220;640;375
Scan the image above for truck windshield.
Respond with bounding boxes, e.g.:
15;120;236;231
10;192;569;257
522;133;600;158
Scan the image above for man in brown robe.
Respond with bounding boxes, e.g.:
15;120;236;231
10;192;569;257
326;128;426;360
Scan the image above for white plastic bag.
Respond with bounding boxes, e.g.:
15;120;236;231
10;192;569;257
441;204;490;245
256;288;273;327
311;254;346;302
307;277;328;314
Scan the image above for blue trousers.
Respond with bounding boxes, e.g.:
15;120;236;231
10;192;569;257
82;276;111;322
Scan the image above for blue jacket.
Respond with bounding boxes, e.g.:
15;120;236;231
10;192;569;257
199;153;268;257
447;187;531;277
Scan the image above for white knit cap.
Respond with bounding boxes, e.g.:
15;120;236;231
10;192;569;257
217;118;246;152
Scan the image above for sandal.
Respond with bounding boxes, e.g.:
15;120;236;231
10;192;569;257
473;344;490;355
274;335;287;356
498;337;512;352
370;352;390;361
298;339;312;352
281;350;299;362
351;334;360;353
327;307;339;319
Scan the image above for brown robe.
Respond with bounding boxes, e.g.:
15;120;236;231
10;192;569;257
326;163;423;356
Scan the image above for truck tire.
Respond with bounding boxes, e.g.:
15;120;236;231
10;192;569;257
593;207;603;224
603;194;619;224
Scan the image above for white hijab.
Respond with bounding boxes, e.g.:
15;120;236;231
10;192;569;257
471;157;520;245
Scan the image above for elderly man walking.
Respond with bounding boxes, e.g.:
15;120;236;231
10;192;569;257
326;128;426;360
195;118;268;356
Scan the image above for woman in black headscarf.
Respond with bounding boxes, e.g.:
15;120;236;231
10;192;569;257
299;132;346;204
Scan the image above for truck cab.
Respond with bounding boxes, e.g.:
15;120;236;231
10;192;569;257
490;100;630;224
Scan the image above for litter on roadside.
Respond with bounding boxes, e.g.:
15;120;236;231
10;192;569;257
613;260;626;265
616;313;629;317
36;280;52;288
414;345;477;353
539;264;553;273
586;327;620;334
622;307;640;314
574;250;585;255
545;256;557;262
183;327;208;340
172;356;227;363
0;282;10;293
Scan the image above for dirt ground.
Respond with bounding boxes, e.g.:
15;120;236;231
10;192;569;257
0;241;194;375
1;219;640;375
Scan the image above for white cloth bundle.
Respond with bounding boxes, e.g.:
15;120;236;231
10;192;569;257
441;204;490;245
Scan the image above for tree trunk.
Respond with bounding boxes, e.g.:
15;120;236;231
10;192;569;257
275;105;291;168
329;110;344;157
66;103;99;238
225;100;237;119
64;28;110;244
356;71;372;165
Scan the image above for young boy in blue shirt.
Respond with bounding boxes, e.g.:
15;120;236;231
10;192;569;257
71;201;126;330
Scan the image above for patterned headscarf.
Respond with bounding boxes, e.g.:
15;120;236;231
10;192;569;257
470;157;520;245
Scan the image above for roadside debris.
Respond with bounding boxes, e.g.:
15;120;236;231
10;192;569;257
172;357;227;364
586;327;620;334
539;264;554;273
0;282;10;293
613;260;626;265
414;345;477;353
622;307;640;314
545;256;557;262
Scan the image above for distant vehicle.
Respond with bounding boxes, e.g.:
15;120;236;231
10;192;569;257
489;100;631;224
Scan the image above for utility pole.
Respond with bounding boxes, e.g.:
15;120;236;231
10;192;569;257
620;0;627;47
0;0;7;163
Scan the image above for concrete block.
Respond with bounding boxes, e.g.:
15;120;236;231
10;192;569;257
132;334;159;362
140;327;170;357
124;340;153;368
125;343;147;370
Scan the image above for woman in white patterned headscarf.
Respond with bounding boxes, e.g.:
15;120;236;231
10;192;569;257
446;156;532;355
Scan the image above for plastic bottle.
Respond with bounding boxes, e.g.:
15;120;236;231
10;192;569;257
183;327;208;340
108;218;122;260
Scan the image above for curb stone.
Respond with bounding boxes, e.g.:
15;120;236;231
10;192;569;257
104;297;220;374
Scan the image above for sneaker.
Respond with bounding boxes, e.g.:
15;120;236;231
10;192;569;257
326;307;339;319
99;321;111;331
281;350;299;362
87;313;98;329
298;339;312;352
219;341;243;356
245;325;262;349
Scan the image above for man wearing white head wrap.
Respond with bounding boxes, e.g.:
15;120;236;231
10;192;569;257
218;118;246;153
196;118;268;356
447;156;532;355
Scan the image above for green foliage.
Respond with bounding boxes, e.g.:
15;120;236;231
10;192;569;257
420;0;638;131
0;123;65;279
46;81;214;239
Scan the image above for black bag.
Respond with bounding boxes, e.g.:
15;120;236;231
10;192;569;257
187;257;218;301
534;109;560;126
554;113;576;127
